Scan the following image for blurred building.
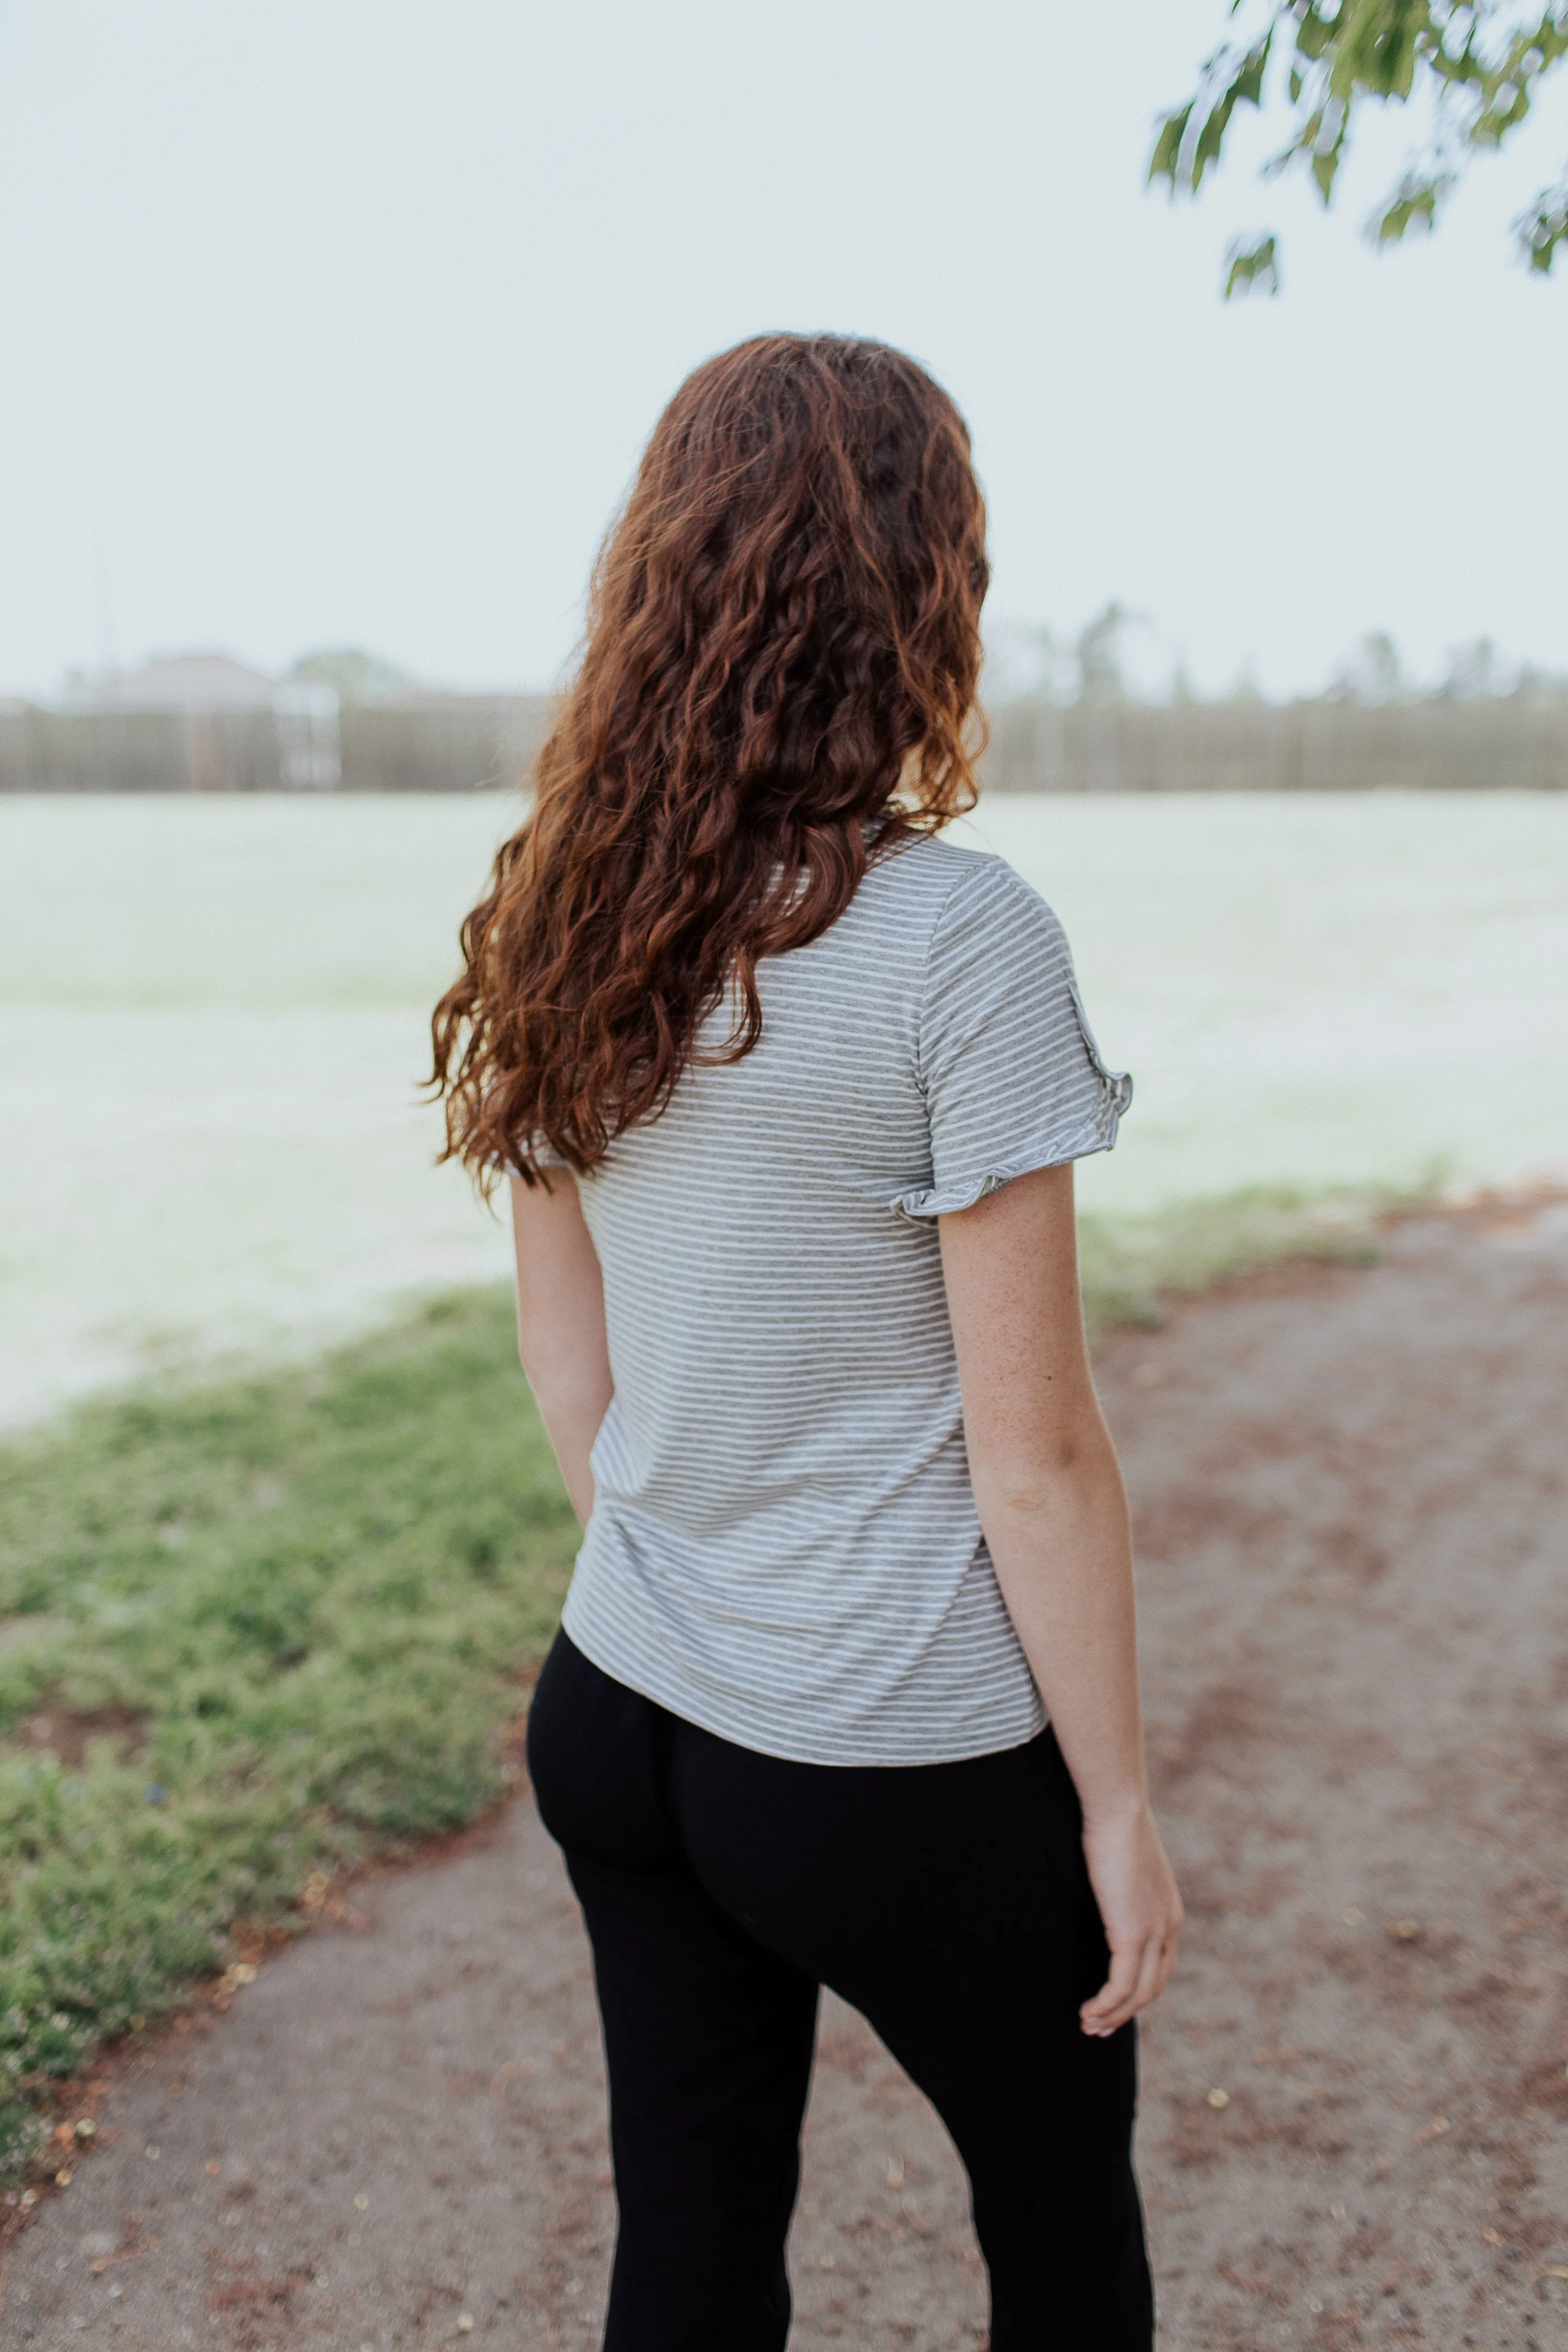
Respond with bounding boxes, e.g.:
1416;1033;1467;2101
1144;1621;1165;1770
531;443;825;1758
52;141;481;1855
86;652;283;711
1;652;552;793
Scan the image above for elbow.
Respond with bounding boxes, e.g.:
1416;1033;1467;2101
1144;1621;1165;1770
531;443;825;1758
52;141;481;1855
983;1469;1076;1525
971;1428;1118;1523
514;1321;557;1405
514;1306;559;1389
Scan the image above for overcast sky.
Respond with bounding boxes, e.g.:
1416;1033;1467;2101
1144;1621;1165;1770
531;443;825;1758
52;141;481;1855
2;0;1564;701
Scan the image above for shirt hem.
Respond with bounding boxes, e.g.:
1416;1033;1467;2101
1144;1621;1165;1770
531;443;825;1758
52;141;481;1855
558;1602;1047;1770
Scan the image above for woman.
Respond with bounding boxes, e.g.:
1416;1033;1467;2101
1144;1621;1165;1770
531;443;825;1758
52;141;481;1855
432;332;1181;2351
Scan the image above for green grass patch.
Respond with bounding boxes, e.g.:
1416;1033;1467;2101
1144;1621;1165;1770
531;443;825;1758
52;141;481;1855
1076;1180;1428;1340
0;1178;1429;2175
0;1288;577;2177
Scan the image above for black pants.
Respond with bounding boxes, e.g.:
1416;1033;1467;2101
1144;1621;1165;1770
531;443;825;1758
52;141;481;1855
527;1631;1152;2351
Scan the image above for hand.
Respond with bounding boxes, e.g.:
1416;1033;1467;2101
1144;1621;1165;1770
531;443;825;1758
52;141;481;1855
1079;1803;1183;2037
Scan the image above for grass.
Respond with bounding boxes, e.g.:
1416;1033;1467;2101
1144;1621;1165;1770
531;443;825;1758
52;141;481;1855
0;1179;1422;2178
1075;1178;1424;1337
0;1288;577;2180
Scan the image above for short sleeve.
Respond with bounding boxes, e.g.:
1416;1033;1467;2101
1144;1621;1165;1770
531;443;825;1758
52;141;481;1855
892;857;1132;1220
500;1136;572;1181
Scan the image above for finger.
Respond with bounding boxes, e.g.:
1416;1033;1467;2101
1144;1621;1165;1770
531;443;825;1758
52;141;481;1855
1082;1921;1181;2035
1126;1933;1167;2019
1079;1938;1146;2036
1152;1923;1182;2000
1081;1935;1140;2021
1109;1951;1160;2031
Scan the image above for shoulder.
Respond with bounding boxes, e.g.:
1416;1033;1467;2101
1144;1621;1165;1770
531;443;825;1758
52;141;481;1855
862;833;1051;928
866;834;1066;962
865;831;994;896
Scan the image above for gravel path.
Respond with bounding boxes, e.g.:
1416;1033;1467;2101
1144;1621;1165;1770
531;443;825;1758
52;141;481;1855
4;1199;1566;2350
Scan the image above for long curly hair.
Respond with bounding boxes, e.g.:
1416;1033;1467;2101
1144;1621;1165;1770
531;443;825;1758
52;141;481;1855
430;332;989;1187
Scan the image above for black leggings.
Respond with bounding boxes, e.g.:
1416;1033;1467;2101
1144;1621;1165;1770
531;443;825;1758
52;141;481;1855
527;1631;1152;2351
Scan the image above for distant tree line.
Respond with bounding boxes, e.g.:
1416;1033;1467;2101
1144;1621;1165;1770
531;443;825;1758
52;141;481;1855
984;603;1568;709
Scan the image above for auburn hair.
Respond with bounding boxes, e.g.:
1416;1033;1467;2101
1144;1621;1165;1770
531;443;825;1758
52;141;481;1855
430;331;989;1187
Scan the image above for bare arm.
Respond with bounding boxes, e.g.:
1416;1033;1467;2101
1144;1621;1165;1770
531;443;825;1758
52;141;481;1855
509;1172;614;1525
940;1160;1182;2036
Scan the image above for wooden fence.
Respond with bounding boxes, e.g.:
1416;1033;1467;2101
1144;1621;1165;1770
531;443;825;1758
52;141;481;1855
3;695;1565;793
982;697;1568;792
0;699;555;794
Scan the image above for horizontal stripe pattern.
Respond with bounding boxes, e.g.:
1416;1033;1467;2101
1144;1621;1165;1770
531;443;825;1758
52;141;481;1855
560;835;1131;1766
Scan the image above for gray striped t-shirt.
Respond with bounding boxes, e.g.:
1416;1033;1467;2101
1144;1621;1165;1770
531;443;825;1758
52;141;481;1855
558;833;1131;1766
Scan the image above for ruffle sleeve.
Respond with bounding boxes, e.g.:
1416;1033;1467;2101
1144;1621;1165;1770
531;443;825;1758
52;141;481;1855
892;857;1132;1221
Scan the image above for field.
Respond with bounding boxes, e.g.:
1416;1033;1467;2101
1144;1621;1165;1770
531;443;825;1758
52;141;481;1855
1;787;1565;2184
2;789;1566;1427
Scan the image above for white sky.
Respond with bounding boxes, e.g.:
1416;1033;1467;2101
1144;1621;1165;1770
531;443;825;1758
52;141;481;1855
1;0;1564;701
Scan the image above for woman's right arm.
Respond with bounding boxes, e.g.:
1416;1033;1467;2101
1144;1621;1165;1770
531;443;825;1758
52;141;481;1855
509;1172;614;1526
939;1158;1183;2037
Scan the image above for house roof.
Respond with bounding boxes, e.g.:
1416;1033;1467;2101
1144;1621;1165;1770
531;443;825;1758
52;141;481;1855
101;653;280;711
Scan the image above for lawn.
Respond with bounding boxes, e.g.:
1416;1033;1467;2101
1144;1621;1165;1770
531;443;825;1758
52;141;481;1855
0;1287;574;2177
0;1182;1405;2178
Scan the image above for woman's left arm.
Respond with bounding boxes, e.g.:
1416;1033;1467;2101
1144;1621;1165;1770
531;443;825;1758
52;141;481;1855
509;1172;614;1524
940;1161;1182;2035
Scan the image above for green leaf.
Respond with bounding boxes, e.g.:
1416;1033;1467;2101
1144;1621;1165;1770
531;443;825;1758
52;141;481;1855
1149;102;1194;189
1233;34;1271;107
1375;175;1445;242
1150;32;1273;194
1335;0;1429;101
1295;5;1340;65
1224;233;1280;297
1517;185;1568;271
1195;37;1274;187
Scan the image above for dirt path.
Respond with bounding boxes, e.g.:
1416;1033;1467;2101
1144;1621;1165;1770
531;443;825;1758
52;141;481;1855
4;1200;1566;2350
